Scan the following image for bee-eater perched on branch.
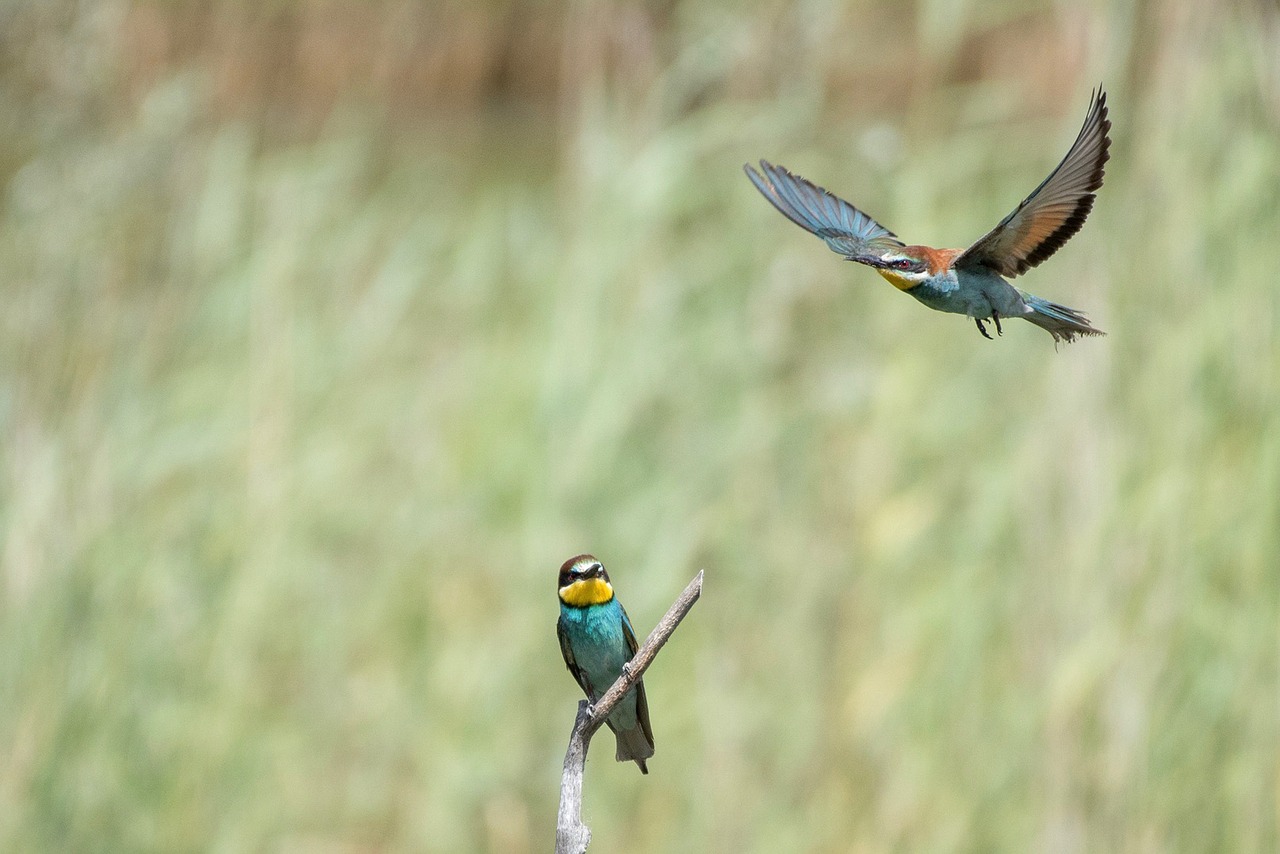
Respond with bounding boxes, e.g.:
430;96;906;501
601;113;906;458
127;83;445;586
746;88;1111;343
556;555;655;774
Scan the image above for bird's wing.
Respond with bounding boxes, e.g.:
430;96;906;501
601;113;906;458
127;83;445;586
557;617;596;700
619;604;655;747
744;160;903;258
955;89;1111;278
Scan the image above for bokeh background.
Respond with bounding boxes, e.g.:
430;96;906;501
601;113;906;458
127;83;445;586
2;0;1277;851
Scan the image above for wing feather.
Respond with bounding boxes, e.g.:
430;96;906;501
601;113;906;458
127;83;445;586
557;618;595;700
619;604;655;749
744;160;903;258
956;88;1111;277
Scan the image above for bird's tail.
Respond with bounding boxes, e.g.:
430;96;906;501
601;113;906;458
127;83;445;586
612;723;654;774
1021;292;1104;344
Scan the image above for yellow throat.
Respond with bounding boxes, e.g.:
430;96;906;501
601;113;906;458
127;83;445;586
876;270;919;292
559;577;615;607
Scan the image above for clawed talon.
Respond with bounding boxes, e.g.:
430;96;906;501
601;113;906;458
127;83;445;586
585;703;597;718
621;662;634;679
974;317;993;340
992;310;1003;336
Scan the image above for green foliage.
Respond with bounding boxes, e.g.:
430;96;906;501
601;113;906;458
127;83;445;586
1;1;1277;851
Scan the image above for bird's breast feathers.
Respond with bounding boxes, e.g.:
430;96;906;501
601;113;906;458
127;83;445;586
559;599;629;669
559;577;615;608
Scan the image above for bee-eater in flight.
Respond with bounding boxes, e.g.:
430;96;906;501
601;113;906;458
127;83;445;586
745;88;1111;343
556;554;655;773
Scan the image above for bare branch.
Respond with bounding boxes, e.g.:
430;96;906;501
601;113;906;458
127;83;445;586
555;701;594;854
555;570;705;854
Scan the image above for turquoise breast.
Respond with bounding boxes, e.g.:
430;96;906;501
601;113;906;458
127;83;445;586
560;600;640;729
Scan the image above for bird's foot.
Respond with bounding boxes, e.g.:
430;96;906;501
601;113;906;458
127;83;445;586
621;661;634;679
974;318;993;340
992;310;1003;336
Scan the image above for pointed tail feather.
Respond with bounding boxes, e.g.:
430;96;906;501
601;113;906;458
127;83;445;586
1021;292;1104;343
612;724;654;774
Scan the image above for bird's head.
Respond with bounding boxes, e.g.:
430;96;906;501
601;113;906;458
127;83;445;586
850;246;939;291
558;554;615;607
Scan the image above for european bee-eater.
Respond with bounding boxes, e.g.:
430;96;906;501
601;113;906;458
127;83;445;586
556;554;655;774
745;88;1111;343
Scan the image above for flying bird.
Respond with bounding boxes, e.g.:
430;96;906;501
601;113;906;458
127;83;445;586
745;88;1111;343
556;554;655;773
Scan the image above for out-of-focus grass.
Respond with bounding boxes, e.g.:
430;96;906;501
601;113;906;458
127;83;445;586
1;1;1277;851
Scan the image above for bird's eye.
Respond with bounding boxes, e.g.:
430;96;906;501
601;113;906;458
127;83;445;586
893;259;913;270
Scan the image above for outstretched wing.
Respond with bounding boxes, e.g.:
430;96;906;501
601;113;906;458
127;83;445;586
956;88;1111;278
557;618;596;700
618;604;655;748
745;160;903;258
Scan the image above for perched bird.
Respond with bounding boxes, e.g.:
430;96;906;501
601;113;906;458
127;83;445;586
745;88;1111;343
556;554;655;773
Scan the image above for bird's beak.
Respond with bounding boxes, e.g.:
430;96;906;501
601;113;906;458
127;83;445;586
848;254;888;268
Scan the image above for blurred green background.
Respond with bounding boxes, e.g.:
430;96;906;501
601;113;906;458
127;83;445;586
1;0;1277;851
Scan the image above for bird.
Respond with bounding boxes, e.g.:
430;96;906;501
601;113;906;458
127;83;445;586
556;554;655;773
745;88;1111;343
